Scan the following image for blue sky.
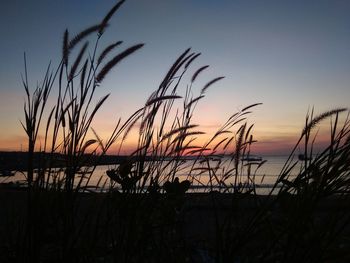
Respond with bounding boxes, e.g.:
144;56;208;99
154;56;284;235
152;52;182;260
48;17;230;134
1;0;350;153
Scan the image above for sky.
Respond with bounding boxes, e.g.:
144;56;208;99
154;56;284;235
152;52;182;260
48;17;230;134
0;0;350;155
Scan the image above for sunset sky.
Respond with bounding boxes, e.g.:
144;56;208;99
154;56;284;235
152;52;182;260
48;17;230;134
0;0;349;155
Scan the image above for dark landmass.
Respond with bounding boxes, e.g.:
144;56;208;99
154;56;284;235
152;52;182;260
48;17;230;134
0;151;139;173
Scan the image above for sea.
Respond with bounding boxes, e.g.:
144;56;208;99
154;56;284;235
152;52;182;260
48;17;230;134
2;155;302;195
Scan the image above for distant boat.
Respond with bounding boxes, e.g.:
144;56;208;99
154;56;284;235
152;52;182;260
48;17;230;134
298;154;312;161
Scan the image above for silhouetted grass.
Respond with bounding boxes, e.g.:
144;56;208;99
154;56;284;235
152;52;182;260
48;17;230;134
217;109;350;262
16;1;146;261
1;1;350;262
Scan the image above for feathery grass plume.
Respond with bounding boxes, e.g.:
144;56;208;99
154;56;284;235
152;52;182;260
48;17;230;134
139;107;158;135
22;53;29;95
63;29;69;65
160;48;191;88
241;103;263;112
96;43;144;83
234;123;246;166
61;111;66;127
201;76;225;94
302;108;347;135
168;54;196;87
185;52;201;69
69;42;88;81
145;95;182;107
80;139;97;153
172;131;205;143
245;124;254;141
99;0;126;36
185;95;205;110
97;41;123;65
161;124;199;141
68;24;101;50
191;65;209;82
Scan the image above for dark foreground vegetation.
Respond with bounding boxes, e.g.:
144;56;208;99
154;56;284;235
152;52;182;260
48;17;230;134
1;190;350;263
1;1;350;262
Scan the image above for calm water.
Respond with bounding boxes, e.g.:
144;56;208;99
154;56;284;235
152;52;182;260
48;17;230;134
2;155;302;194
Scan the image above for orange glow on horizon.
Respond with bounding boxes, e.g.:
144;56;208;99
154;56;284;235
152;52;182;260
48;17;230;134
0;129;338;156
0;107;345;157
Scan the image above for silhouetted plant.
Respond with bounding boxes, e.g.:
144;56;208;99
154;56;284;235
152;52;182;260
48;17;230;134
21;0;143;193
9;0;350;262
18;1;145;261
222;108;350;262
